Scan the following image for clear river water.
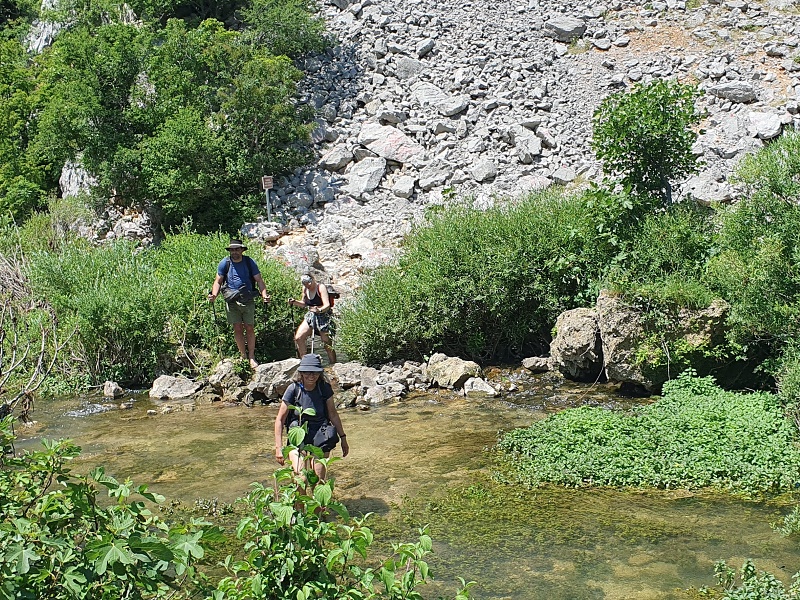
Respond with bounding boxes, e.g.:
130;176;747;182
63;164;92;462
12;372;800;599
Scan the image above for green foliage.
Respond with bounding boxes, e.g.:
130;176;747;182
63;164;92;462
0;417;215;600
734;130;800;203
241;0;329;58
496;371;800;494
713;559;800;599
604;201;716;300
23;231;297;386
592;79;702;204
0;0;320;230
0;38;50;220
336;190;611;364
213;422;473;600
707;155;800;355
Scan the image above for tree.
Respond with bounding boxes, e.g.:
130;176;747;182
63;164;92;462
592;79;702;205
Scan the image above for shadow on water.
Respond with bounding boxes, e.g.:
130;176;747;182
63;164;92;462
13;373;800;599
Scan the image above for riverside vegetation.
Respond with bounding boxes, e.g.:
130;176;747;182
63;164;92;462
0;416;474;600
3;3;800;595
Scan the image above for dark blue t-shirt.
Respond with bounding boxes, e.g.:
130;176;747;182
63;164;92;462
217;256;259;292
282;381;333;433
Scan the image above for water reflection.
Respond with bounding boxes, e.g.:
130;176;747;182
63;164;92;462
12;375;800;599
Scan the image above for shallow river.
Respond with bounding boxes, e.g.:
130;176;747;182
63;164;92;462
13;375;800;599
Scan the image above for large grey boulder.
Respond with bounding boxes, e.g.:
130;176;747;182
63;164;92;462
543;17;586;42
249;358;302;399
596;291;730;391
149;375;203;400
549;308;603;382
424;353;482;389
331;361;365;388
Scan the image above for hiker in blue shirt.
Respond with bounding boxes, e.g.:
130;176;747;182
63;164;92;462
208;239;270;368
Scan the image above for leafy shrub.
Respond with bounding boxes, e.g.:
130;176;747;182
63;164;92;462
337;190;610;364
592;79;702;205
0;417;214;600
496;371;800;494
604;201;716;303
23;232;297;386
707;176;800;358
241;0;329;57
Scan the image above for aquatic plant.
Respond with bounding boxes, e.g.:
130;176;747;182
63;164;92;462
496;371;800;495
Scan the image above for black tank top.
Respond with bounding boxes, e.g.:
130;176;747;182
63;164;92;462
304;286;323;308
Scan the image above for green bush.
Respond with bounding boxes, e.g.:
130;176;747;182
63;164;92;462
712;560;800;600
604;201;716;303
592;79;702;205
0;417;214;600
22;232;297;386
496;371;800;494
336;190;610;364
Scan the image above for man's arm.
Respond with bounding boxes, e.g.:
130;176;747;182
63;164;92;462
253;274;270;303
208;274;225;302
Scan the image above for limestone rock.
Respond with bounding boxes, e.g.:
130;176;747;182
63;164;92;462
549;308;604;382
424;353;482;389
149;375;203;400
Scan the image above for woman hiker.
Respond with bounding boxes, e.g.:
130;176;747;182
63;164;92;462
274;353;349;482
288;272;336;365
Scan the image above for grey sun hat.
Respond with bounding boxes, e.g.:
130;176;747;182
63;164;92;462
297;354;324;372
301;273;314;285
226;239;248;251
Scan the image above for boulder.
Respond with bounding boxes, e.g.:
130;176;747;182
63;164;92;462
522;356;552;373
103;381;125;399
249;358;302;399
149;375;203;400
424;353;482;389
549;308;604;382
331;361;365;388
463;377;499;398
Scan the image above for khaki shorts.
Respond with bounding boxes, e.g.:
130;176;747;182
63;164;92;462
225;299;255;325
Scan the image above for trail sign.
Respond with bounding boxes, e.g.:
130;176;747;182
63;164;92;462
261;175;273;190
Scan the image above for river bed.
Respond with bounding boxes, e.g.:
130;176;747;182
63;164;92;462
12;378;800;599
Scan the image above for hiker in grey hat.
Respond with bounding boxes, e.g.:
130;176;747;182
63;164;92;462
287;272;336;364
274;353;349;481
208;239;271;368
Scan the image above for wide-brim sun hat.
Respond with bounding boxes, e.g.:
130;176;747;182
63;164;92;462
297;354;324;372
226;239;248;251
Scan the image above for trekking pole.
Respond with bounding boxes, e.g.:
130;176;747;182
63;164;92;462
310;312;316;355
208;290;223;357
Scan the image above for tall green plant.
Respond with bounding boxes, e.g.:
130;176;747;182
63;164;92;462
592;79;702;205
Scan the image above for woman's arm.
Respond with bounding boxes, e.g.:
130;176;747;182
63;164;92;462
274;402;289;464
326;396;349;458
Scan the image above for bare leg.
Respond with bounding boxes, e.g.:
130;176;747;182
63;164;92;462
233;322;247;359
288;449;327;485
320;331;336;364
294;321;312;358
244;324;257;367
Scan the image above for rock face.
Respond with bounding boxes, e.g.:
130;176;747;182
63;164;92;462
551;291;731;391
28;0;800;292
